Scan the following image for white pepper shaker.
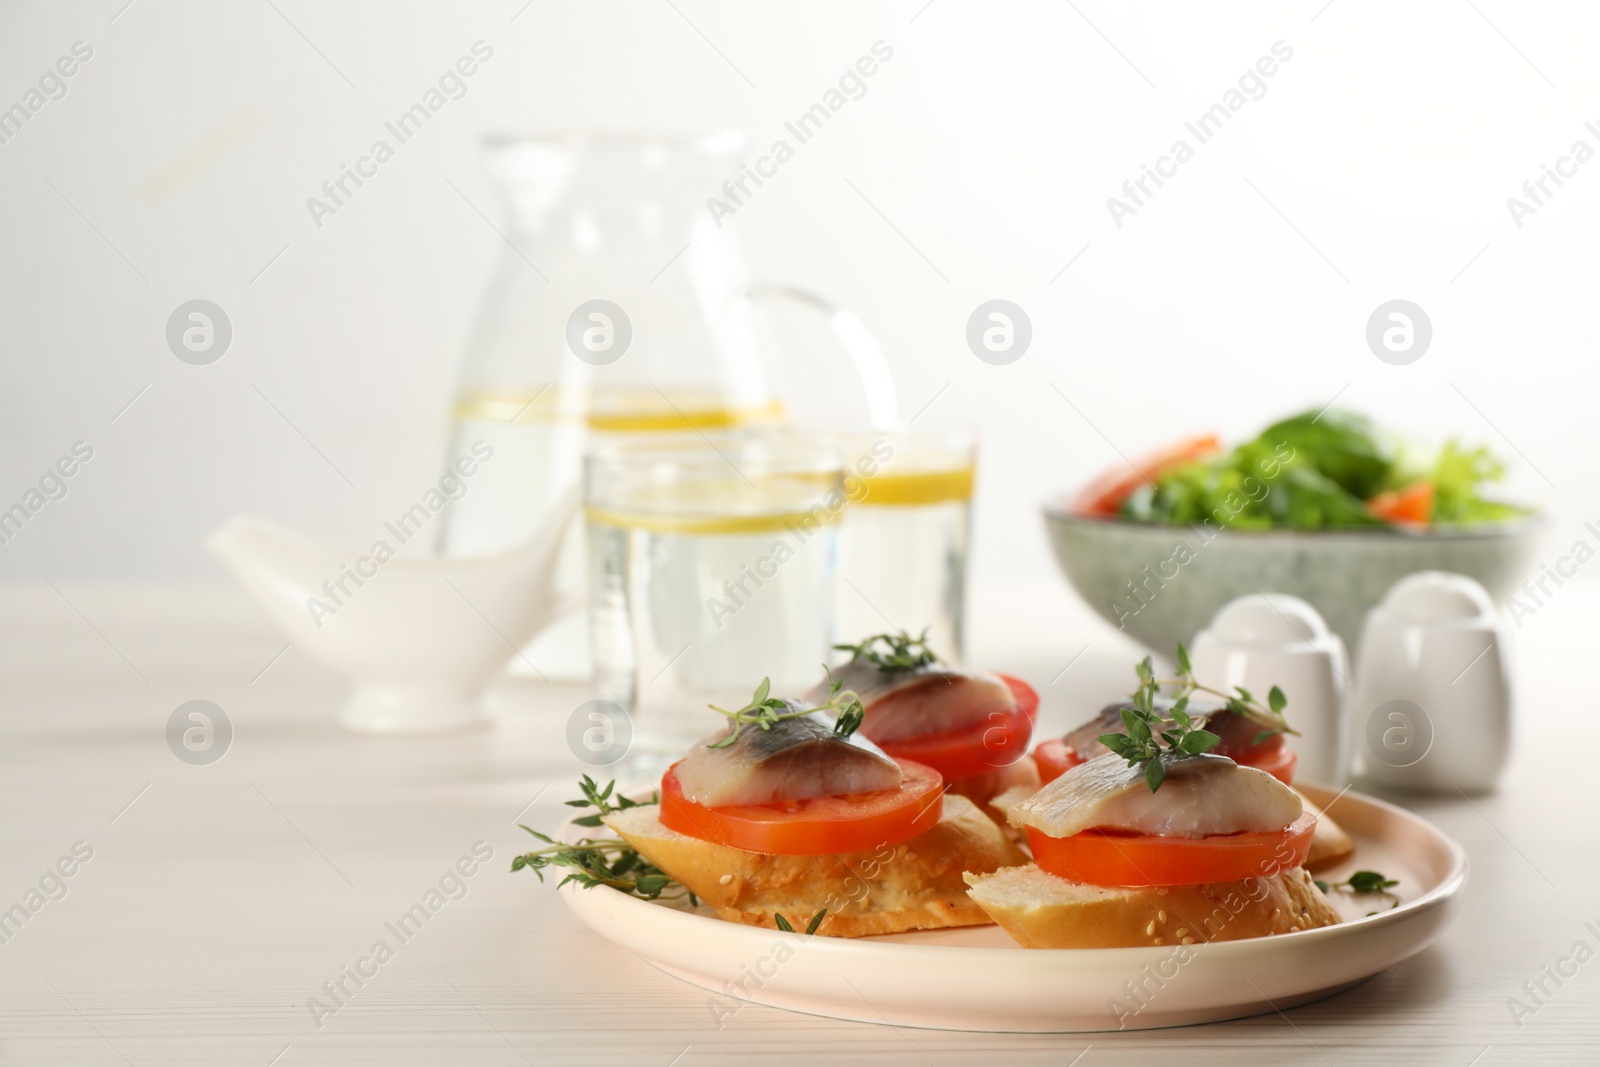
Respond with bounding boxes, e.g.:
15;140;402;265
1189;594;1350;786
1352;571;1512;793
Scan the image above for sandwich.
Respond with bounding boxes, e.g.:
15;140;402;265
967;753;1341;947
595;677;1027;937
966;653;1344;948
1028;650;1354;868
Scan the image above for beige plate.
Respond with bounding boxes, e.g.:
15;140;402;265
557;784;1468;1032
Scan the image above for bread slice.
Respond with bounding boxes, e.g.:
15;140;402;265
964;863;1342;948
1294;789;1357;869
603;794;1028;937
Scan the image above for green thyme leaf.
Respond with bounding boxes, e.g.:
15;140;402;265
1344;870;1400;893
1145;756;1166;792
1318;870;1400;897
774;912;795;932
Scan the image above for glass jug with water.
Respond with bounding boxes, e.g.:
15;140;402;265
436;132;898;678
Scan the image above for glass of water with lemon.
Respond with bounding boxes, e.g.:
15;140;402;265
585;432;846;754
831;427;976;661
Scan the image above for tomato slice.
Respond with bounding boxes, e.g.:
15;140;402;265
1245;744;1298;785
1071;433;1223;517
1368;481;1434;524
876;675;1039;780
1033;738;1087;785
1028;811;1317;887
659;759;944;856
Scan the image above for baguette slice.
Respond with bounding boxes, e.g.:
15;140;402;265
964;863;1342;948
1294;789;1357;869
603;795;1027;937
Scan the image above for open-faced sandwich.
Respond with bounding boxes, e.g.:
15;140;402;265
516;675;1025;937
966;650;1345;948
808;630;1042;821
1027;646;1353;868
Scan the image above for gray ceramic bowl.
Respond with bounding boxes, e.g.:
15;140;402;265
1041;506;1545;655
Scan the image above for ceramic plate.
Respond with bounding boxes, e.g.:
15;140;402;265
557;784;1467;1032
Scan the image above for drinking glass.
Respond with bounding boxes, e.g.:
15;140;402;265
586;432;846;755
832;427;977;662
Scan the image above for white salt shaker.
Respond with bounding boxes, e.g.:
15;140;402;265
1189;594;1351;786
1352;571;1511;794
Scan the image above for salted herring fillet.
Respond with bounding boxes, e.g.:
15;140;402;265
673;707;903;808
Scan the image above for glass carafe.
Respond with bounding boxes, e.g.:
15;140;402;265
437;133;895;677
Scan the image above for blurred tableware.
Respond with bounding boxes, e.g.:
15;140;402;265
1189;593;1351;785
1353;572;1512;794
586;432;845;755
207;492;576;734
1041;508;1543;656
832;427;976;661
437;132;895;680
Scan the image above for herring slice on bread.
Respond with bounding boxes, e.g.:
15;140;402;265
967;749;1343;948
594;679;1024;937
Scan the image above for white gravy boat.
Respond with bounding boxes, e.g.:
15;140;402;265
207;491;577;734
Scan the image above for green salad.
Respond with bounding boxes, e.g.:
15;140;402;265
1102;409;1531;530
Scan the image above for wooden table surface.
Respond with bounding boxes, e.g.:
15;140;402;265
0;580;1594;1066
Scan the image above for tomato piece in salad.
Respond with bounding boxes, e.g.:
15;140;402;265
1071;433;1223;517
876;675;1038;781
1027;810;1316;887
659;758;944;856
1368;481;1434;524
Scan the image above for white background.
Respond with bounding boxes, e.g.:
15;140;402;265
0;0;1593;592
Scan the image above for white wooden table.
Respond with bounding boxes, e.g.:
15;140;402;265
1;580;1594;1066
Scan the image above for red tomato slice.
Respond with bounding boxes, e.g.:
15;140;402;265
1245;744;1298;785
1028;811;1317;888
876;675;1039;780
1368;481;1434;524
659;759;944;856
1071;434;1223;517
1033;738;1087;785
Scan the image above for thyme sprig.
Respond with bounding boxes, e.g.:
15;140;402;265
773;908;828;935
1161;642;1298;742
1099;643;1296;792
512;776;693;903
834;629;939;672
1315;870;1400;895
705;674;865;750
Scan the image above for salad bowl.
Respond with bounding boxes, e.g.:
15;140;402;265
1045;408;1544;655
1040;511;1544;656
